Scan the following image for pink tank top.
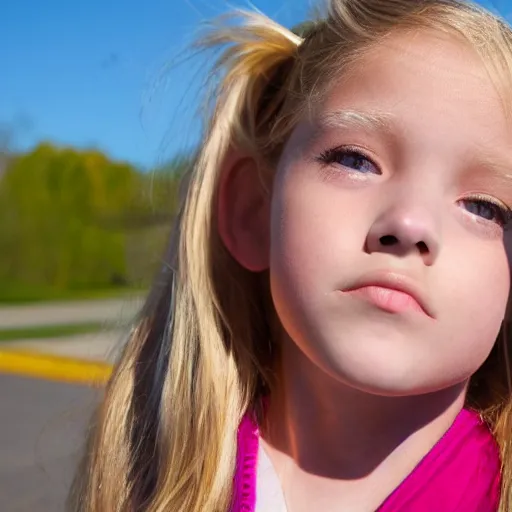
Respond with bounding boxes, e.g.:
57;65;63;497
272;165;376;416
231;408;501;511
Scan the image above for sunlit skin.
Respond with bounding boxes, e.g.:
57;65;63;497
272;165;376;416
219;29;512;511
271;31;512;397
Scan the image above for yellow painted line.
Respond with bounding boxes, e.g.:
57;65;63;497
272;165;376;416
0;350;113;385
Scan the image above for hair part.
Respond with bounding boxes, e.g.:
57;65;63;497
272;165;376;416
69;2;512;511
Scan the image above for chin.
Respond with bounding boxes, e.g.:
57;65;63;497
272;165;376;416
339;363;471;398
342;376;442;398
314;341;466;398
334;367;433;397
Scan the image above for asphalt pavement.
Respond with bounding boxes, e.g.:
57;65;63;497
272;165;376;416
0;374;100;512
0;297;141;511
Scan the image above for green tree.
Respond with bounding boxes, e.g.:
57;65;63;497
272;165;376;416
0;143;190;299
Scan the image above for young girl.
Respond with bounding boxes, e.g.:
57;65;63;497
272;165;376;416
70;0;512;510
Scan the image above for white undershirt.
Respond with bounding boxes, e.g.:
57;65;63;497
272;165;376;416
255;441;288;512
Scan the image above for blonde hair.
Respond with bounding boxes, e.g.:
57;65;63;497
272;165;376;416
69;1;512;511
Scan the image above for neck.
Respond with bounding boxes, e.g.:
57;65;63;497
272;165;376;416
262;336;467;480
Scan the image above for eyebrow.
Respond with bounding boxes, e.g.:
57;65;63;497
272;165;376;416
473;151;512;183
316;108;398;134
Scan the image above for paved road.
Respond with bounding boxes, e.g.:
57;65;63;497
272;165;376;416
0;298;143;511
0;297;144;329
0;374;99;512
0;299;142;511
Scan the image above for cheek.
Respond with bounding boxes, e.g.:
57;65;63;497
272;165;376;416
269;169;367;293
268;166;374;365
268;170;342;343
445;245;510;361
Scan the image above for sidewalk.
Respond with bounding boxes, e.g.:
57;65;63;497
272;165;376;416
1;329;125;364
0;296;145;384
0;296;144;329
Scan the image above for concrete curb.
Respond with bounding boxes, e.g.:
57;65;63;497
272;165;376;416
0;350;112;385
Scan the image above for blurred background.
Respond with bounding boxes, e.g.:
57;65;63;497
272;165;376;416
1;0;510;510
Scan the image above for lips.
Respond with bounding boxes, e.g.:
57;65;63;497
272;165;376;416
342;271;434;318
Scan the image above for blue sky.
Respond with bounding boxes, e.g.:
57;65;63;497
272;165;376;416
2;0;509;169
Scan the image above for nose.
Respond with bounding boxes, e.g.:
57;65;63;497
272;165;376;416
365;205;440;266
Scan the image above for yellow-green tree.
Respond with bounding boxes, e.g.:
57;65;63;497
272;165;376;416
0;143;187;299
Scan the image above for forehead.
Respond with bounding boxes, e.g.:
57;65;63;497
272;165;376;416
316;29;512;147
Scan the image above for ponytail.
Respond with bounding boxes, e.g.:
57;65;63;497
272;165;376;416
69;11;301;512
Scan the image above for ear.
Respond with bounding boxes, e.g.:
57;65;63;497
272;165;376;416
217;148;270;272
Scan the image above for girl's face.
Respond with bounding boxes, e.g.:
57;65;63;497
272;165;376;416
269;30;512;395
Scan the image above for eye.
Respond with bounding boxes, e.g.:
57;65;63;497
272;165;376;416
317;146;380;174
458;195;512;227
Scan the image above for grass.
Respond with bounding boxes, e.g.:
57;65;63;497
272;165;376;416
0;322;108;342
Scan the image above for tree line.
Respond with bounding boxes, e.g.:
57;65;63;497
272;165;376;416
0;142;189;301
